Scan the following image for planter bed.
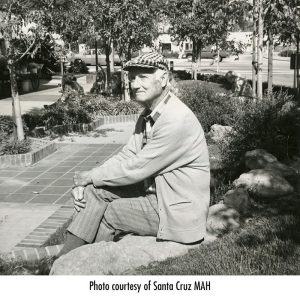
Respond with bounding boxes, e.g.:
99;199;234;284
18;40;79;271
32;113;140;136
0;138;56;169
0;114;140;168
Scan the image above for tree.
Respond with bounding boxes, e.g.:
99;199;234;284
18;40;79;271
164;0;246;80
111;0;159;101
112;0;158;61
265;0;299;99
251;0;299;99
0;0;47;140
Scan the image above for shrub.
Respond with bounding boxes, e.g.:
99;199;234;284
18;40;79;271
0;115;14;135
177;81;236;132
68;59;89;74
197;73;229;86
0;137;31;155
220;91;299;179
22;93;141;133
42;101;92;128
171;70;192;81
0;115;29;136
81;95;117;117
278;49;295;57
22;112;44;131
62;74;84;95
113;101;141;115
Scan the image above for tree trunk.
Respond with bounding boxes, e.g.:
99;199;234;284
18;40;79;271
216;46;220;73
192;40;201;80
267;29;273;97
110;41;114;74
122;69;130;102
297;36;299;104
257;0;264;99
252;0;257;97
60;60;64;76
95;39;99;76
9;62;24;141
105;39;112;95
121;42;132;102
192;39;197;80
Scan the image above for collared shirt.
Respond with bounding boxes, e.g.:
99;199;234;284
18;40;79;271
142;91;172;193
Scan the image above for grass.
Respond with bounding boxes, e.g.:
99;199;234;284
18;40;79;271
0;219;72;275
0;257;56;275
135;194;300;275
176;80;229;95
42;219;72;247
1;194;299;275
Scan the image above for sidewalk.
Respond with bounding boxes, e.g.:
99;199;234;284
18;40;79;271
0;122;135;255
0;75;96;116
0;79;61;116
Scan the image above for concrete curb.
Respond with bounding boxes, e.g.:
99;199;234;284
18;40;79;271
0;114;139;168
0;138;57;169
14;204;73;249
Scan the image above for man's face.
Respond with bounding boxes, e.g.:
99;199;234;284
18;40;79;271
128;68;164;106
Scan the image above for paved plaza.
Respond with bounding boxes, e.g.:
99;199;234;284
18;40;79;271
0;140;125;253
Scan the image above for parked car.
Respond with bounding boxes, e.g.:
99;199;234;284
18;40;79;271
69;49;121;66
180;46;230;62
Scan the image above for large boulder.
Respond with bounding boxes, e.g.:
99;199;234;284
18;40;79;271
50;235;198;275
208;124;233;143
245;149;278;169
205;204;240;242
233;169;294;198
264;162;297;179
245;149;296;178
223;187;251;215
50;203;243;275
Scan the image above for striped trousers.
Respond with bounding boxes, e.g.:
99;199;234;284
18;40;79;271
67;183;159;243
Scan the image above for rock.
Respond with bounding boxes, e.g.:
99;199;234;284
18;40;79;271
50;235;197;275
233;169;294;198
264;162;297;178
245;149;278;170
50;201;245;275
206;204;240;240
245;149;297;179
223;187;251;215
208;124;233;143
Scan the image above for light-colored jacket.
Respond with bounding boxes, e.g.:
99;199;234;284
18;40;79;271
90;93;210;243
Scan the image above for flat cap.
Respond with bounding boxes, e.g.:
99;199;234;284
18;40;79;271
123;52;168;71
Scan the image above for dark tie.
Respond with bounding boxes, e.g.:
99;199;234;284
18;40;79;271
142;110;153;148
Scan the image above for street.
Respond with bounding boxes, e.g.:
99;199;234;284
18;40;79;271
171;53;294;87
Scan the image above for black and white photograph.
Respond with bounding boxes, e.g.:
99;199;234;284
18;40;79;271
0;0;299;293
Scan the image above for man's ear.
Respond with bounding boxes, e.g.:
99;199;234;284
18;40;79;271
160;71;169;88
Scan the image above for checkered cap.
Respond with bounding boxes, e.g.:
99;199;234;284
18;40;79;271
123;52;168;71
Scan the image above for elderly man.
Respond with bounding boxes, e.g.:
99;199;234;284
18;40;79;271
59;52;210;256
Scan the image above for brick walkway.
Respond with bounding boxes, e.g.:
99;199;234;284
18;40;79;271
0;143;123;252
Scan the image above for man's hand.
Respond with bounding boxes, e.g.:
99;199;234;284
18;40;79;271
73;171;92;187
72;186;86;212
